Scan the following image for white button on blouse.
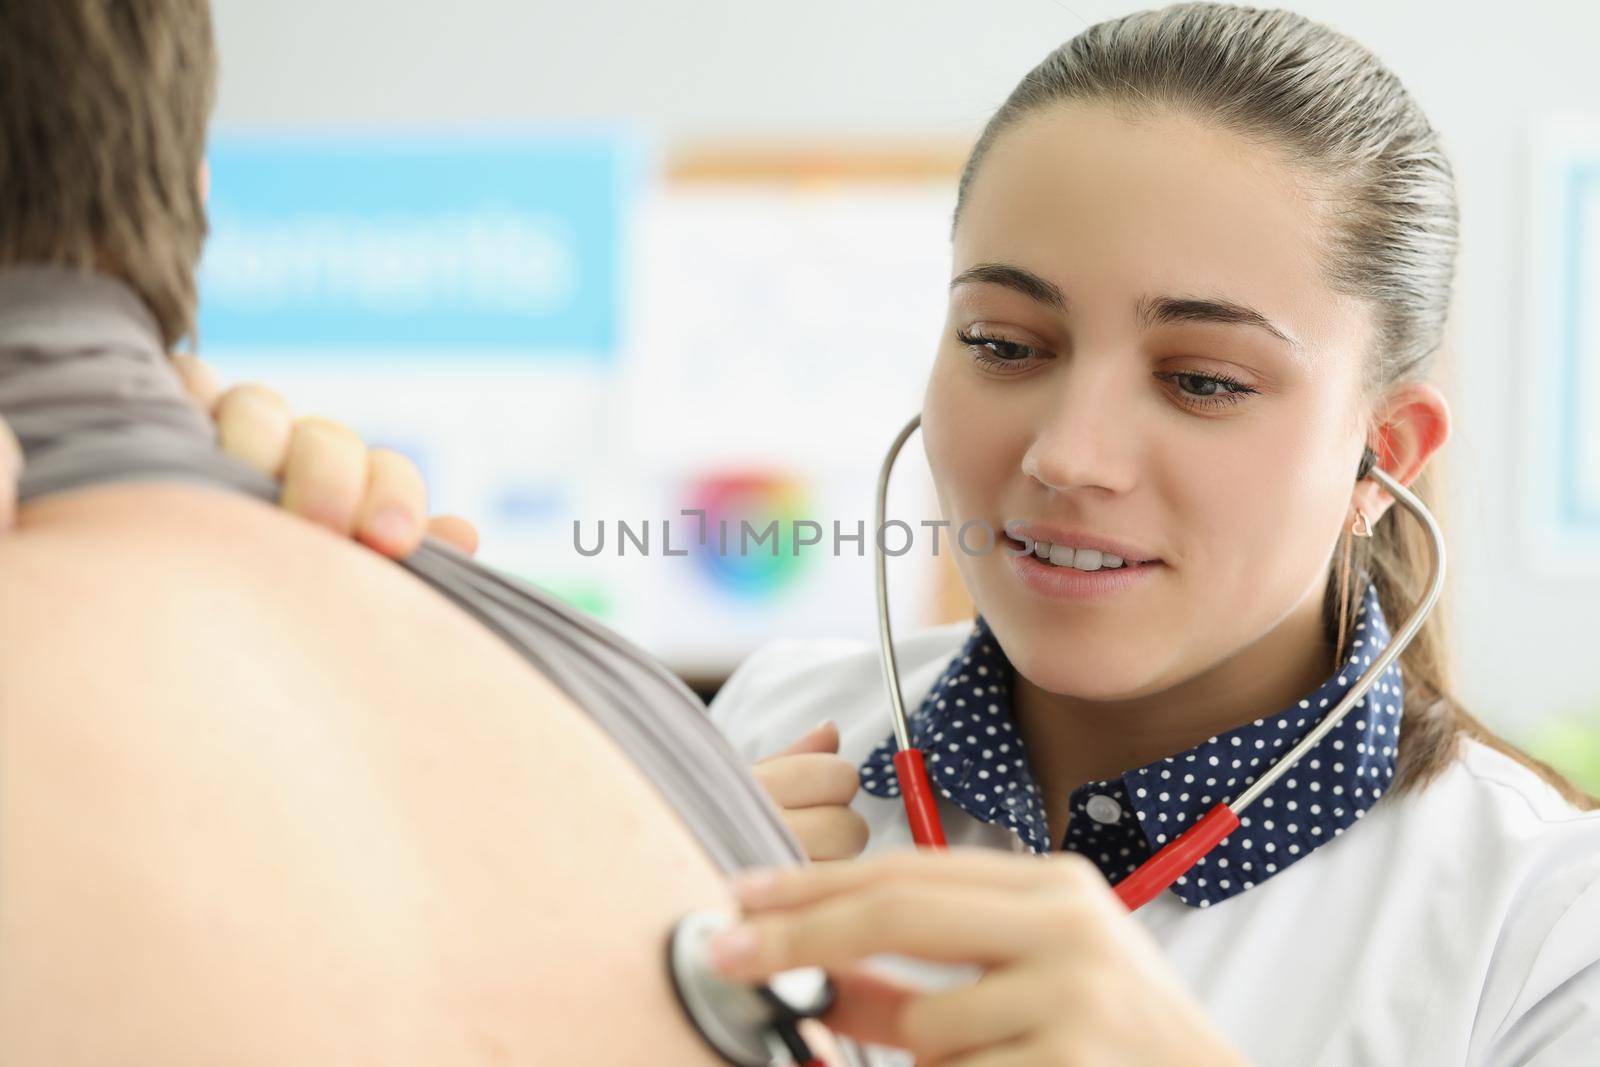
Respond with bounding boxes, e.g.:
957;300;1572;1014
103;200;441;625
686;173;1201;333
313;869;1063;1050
1085;793;1124;825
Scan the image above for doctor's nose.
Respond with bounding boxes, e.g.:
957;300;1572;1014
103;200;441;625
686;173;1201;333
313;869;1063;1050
1019;374;1140;495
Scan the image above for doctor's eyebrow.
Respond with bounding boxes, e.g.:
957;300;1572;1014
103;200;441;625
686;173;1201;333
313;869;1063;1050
950;265;1301;351
1137;294;1301;349
949;263;1067;311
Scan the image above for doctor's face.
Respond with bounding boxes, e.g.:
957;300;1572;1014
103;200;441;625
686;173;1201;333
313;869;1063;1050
923;102;1376;701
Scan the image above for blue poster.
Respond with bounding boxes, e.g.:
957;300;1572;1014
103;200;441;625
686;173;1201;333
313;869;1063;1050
1561;162;1600;526
198;134;632;355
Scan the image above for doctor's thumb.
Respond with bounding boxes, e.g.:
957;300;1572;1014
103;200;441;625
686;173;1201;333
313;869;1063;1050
771;719;840;759
0;416;20;532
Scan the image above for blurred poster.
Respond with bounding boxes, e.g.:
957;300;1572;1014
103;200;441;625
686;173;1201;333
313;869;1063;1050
196;135;970;676
198;134;634;615
201;135;627;350
614;147;965;673
1522;118;1600;569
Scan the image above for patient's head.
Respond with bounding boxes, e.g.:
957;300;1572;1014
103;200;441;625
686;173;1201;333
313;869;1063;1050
0;0;216;348
921;4;1454;707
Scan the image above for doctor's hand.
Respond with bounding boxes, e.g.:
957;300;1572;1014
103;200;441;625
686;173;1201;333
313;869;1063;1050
711;850;1252;1067
170;356;479;560
0;415;19;533
752;721;870;863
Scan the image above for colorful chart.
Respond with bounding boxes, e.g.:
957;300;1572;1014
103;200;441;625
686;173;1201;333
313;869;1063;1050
684;471;813;598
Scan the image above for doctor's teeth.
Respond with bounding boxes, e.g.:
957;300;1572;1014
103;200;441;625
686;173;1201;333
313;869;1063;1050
1036;545;1129;571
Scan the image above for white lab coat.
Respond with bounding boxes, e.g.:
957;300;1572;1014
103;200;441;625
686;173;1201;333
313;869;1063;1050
708;623;1600;1066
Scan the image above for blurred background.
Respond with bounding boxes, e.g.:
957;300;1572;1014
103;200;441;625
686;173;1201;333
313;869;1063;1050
202;0;1600;790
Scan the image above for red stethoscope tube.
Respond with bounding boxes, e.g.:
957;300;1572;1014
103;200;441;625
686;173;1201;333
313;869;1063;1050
881;760;1249;915
890;730;1239;906
881;673;1241;901
891;736;1239;909
891;748;948;848
1111;802;1240;911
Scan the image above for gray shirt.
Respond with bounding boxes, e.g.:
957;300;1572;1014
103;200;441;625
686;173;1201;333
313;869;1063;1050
0;264;802;877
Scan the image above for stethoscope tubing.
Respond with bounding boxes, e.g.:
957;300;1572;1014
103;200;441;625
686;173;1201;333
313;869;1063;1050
872;413;1446;910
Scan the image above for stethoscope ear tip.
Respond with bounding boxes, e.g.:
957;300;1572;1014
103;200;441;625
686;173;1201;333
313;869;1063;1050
1357;446;1379;481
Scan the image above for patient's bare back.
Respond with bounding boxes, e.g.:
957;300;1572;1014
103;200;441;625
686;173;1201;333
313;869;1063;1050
0;482;731;1065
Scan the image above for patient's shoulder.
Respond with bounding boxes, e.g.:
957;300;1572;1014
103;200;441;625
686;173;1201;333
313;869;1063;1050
0;480;737;1065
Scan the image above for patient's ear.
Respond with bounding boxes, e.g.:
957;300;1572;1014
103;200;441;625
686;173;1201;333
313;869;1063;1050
1352;380;1451;521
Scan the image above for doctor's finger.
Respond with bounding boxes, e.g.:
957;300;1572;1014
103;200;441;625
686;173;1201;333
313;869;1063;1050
354;448;428;558
935;1041;1041;1067
753;753;859;809
214;384;293;475
782;806;869;862
813;966;919;1049
0;416;20;530
892;964;1054;1065
425;514;480;556
735;848;1104;914
279;417;369;535
710;884;1063;980
767;720;840;759
169;354;224;412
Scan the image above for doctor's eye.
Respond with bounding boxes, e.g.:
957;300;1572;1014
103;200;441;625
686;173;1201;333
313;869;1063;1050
955;327;1042;372
1157;370;1259;411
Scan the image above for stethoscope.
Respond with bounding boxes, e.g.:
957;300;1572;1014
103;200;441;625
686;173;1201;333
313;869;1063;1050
872;413;1447;911
667;414;1445;1066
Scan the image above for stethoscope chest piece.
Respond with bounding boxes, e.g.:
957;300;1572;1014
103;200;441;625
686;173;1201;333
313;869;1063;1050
667;909;834;1066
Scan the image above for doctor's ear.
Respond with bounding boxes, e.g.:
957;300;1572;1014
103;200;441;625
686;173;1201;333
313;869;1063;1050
1350;380;1451;524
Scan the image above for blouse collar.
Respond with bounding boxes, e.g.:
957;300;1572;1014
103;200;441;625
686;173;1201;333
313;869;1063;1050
859;581;1404;908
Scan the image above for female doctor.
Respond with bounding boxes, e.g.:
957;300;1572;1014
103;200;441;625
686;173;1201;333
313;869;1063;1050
695;7;1600;1064
695;7;1600;1065
11;5;1596;1065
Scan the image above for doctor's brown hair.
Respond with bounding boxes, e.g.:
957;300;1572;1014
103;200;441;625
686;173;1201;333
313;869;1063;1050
955;2;1598;809
0;0;216;349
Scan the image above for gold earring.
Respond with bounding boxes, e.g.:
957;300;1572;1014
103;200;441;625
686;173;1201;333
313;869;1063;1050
1351;507;1373;538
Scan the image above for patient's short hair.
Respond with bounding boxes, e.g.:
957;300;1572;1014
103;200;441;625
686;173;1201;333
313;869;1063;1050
0;0;216;348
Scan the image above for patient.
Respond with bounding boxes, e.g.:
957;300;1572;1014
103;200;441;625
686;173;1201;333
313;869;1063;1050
0;5;807;1063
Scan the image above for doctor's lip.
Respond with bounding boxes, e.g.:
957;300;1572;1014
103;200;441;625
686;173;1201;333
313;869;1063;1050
1002;523;1162;564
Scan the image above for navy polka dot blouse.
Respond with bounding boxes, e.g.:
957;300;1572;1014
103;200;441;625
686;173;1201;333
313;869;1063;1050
860;580;1404;908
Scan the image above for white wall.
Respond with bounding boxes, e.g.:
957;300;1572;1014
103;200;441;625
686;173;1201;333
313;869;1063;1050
210;0;1600;732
